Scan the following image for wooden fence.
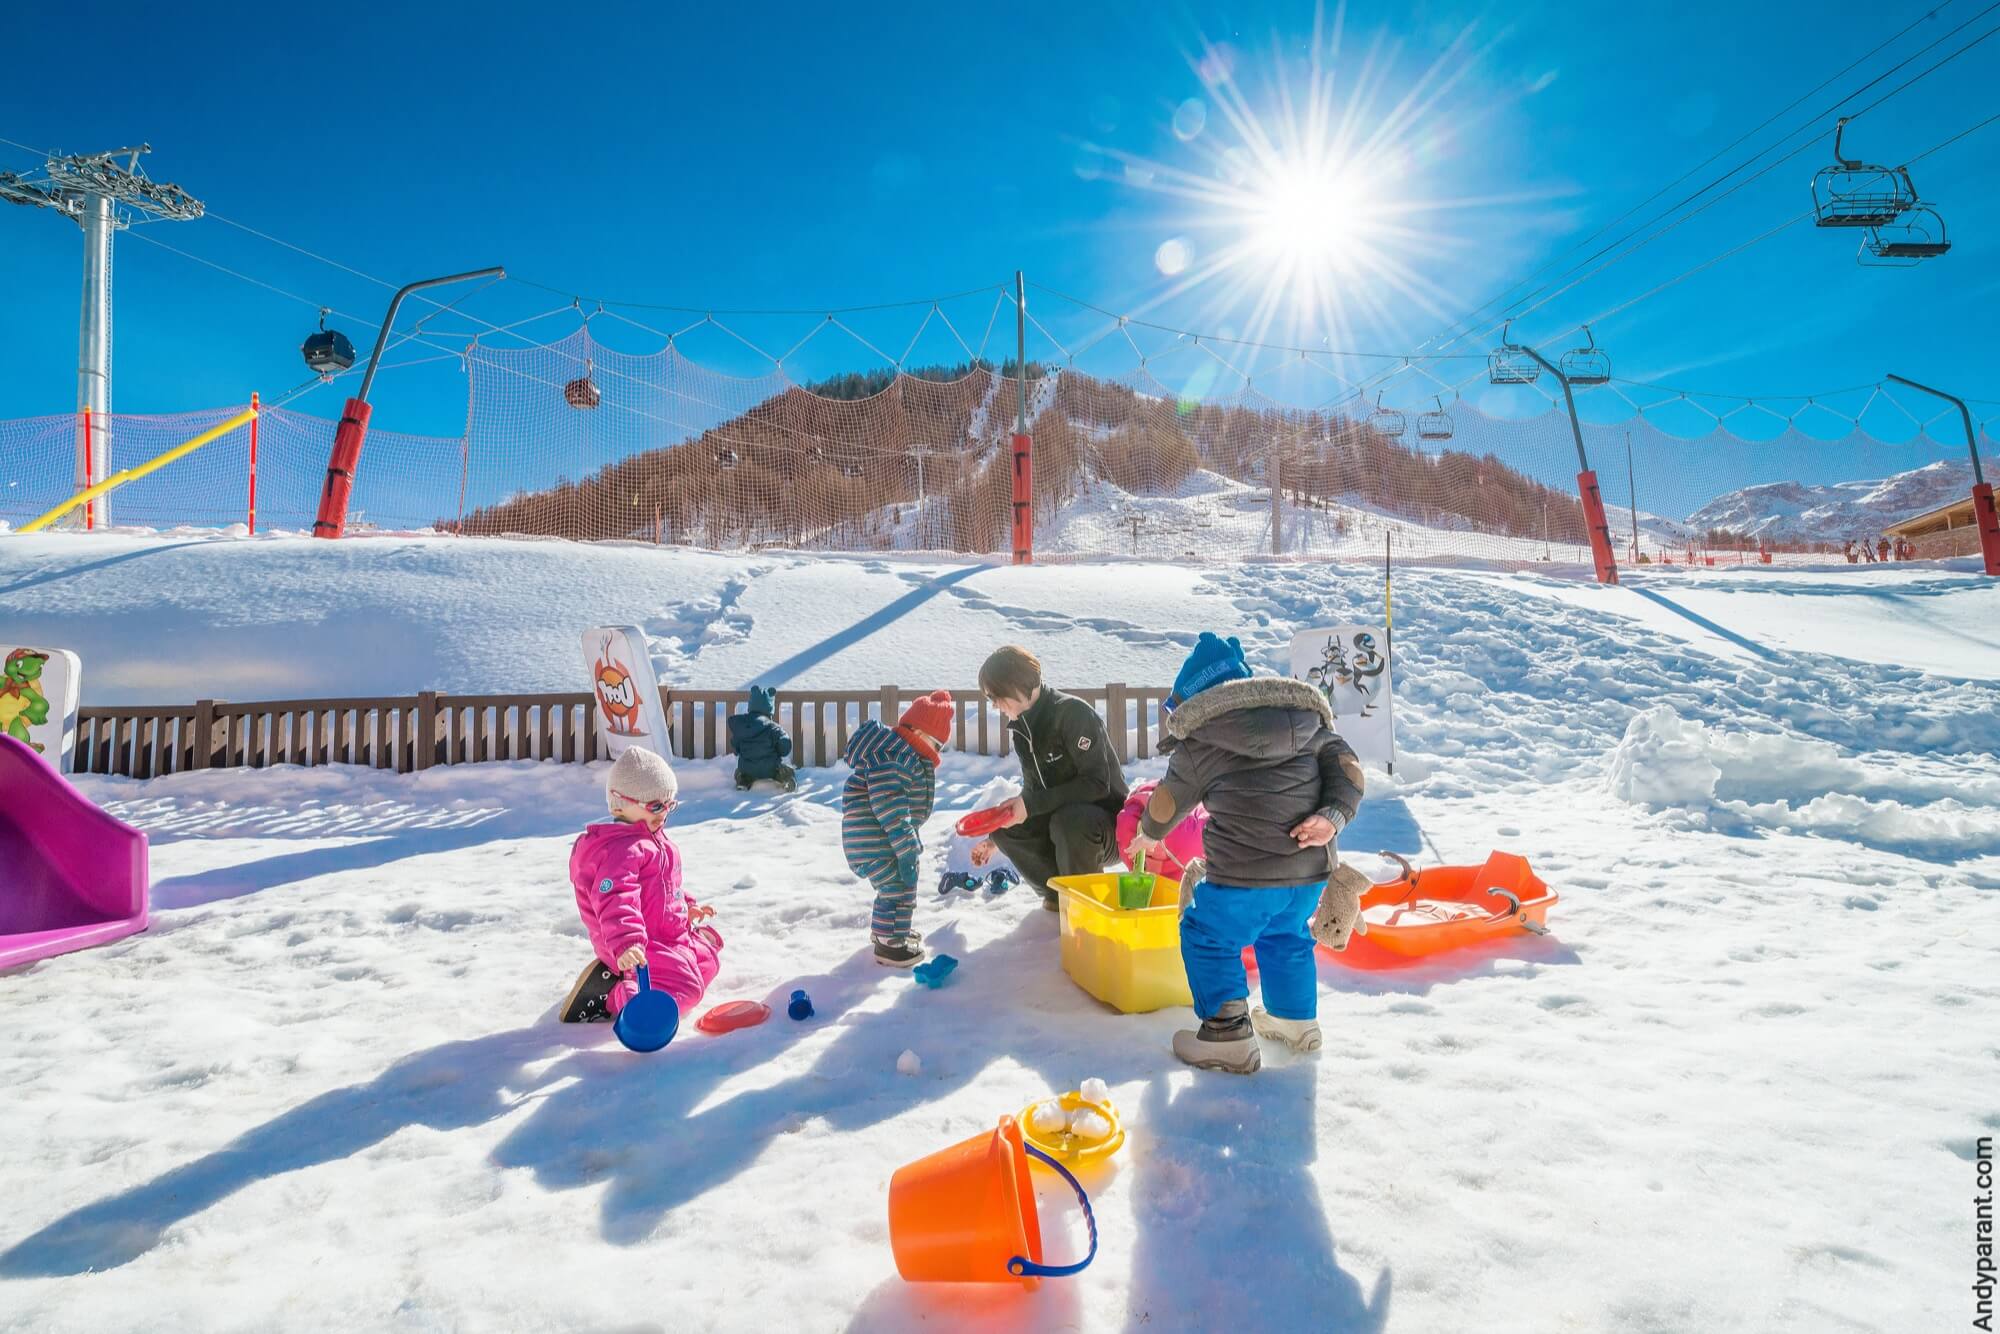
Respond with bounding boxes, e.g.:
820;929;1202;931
72;684;1175;781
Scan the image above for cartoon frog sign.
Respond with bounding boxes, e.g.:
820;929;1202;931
0;649;52;752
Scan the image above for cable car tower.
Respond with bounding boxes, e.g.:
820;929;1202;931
0;145;204;527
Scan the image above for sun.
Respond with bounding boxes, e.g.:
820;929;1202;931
1249;166;1362;269
1084;8;1497;369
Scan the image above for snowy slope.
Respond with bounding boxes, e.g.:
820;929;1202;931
1;538;1997;1332
4;531;1994;707
1685;458;1973;541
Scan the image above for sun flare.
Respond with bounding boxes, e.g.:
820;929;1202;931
1092;8;1497;375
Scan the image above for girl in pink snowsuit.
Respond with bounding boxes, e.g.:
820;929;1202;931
568;746;721;1017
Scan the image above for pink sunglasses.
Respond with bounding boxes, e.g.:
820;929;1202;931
611;788;679;815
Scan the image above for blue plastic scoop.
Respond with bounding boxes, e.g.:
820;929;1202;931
613;965;680;1053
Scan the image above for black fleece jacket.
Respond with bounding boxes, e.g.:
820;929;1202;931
1008;687;1130;818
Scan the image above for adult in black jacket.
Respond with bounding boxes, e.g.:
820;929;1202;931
969;645;1129;910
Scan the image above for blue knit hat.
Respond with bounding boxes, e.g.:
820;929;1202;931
1167;632;1251;712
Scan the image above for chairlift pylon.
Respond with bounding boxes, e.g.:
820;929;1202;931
1859;205;1951;266
1560;324;1610;386
1812;117;1919;229
1368;392;1407;439
1416;396;1454;441
1488;321;1539;385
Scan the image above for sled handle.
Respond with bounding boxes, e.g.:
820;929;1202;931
1484;887;1551;934
1009;1144;1099;1279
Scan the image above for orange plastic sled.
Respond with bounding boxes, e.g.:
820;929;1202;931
1243;851;1557;972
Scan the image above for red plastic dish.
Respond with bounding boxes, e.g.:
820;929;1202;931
955;804;1016;838
695;1000;772;1034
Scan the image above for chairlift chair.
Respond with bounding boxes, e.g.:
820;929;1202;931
1368;392;1407;439
1416;396;1454;440
716;448;740;470
1811;117;1918;228
1559;324;1610;386
563;367;602;410
301;309;355;378
1488;321;1539;385
1859;206;1951;266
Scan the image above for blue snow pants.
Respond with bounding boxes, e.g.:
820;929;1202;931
1179;881;1324;1022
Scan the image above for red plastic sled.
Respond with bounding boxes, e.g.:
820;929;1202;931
955;804;1016;838
1244;851;1557;973
695;1000;772;1034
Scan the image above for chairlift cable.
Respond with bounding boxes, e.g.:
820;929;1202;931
1398;2;1983;361
1490;13;2000;339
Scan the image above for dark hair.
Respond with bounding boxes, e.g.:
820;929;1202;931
978;645;1042;702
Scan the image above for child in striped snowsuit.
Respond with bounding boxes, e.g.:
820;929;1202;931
841;691;953;967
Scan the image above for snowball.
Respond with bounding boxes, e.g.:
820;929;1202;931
896;1049;921;1076
1604;706;1721;808
1069;1110;1114;1141
1028;1100;1070;1134
1077;1077;1111;1107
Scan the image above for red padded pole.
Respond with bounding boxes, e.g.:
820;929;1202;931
1973;482;2000;576
1576;469;1618;585
1011;431;1033;565
312;397;372;539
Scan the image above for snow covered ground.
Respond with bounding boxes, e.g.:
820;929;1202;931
2;535;1997;1331
5;531;1992;706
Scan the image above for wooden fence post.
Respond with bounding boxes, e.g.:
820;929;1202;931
879;684;899;727
417;691;439;770
192;699;216;770
1105;682;1129;763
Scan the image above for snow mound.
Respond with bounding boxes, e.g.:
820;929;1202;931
1606;704;2000;858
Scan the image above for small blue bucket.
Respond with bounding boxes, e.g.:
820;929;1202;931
613;965;680;1053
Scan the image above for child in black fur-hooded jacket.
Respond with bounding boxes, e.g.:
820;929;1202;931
1126;632;1367;1074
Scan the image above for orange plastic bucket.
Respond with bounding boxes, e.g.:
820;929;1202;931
887;1114;1098;1287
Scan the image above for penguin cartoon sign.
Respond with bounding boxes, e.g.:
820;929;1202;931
580;626;673;760
1289;625;1396;772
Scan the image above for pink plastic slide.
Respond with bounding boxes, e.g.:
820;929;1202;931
0;733;149;969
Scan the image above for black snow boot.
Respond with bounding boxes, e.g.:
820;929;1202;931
560;959;618;1023
1172;999;1261;1073
873;935;925;968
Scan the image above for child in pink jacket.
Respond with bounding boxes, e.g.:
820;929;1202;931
560;746;722;1023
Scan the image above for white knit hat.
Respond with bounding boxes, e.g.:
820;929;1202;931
606;745;678;810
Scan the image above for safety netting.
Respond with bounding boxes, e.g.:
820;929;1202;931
1;321;1984;568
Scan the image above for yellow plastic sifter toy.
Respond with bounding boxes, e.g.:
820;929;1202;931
1017;1089;1126;1165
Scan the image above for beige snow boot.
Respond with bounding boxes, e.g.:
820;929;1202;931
1251;1008;1323;1053
1172;999;1261;1074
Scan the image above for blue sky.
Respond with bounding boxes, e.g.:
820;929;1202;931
4;0;1998;459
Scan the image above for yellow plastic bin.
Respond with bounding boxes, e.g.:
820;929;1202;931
1049;872;1194;1014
